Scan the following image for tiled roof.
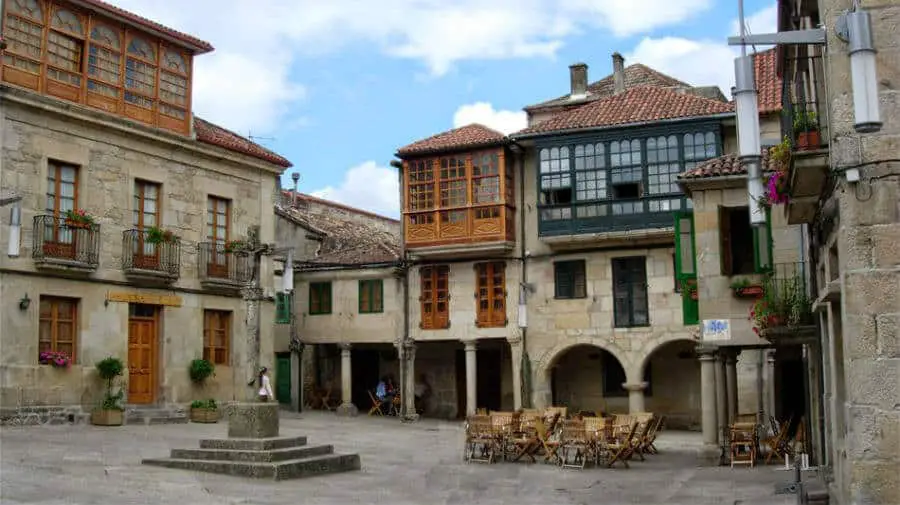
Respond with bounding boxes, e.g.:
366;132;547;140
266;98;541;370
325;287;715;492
525;64;690;111
754;49;782;114
78;0;213;53
678;148;781;180
514;86;734;136
194;118;292;168
396;124;507;157
277;193;401;266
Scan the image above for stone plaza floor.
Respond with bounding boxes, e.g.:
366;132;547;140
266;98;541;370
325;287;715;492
0;411;799;505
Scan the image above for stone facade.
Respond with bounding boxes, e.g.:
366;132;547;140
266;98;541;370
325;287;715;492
0;87;284;419
805;1;900;503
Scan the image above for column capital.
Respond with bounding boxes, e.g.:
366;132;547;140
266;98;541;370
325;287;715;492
506;335;522;346
339;342;352;352
463;340;477;352
697;348;718;361
622;382;648;392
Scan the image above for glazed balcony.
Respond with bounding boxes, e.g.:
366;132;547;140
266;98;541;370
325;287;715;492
197;242;253;291
538;195;689;247
781;51;829;225
404;205;515;258
122;229;181;283
31;215;100;272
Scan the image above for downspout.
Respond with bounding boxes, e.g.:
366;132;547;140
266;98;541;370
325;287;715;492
513;142;531;408
392;159;413;421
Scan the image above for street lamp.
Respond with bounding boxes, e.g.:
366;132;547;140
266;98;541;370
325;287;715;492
8;201;21;257
837;4;882;133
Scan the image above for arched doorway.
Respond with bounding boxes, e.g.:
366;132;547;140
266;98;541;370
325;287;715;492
548;344;631;416
639;339;701;430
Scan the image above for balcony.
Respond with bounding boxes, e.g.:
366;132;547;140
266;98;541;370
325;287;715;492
122;229;181;283
753;262;817;346
198;242;252;292
781;51;829;225
538;195;688;247
405;205;515;258
31;215;100;272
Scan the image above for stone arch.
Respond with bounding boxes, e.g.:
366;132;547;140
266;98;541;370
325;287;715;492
536;339;630;379
636;336;700;379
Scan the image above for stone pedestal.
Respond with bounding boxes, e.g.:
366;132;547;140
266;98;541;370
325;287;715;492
228;402;279;439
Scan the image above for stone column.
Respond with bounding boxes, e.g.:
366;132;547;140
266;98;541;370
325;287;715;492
698;349;719;451
715;351;727;442
508;336;523;410
623;382;648;413
240;284;264;402
403;343;418;421
765;349;776;422
464;340;477;416
336;343;358;416
725;351;739;421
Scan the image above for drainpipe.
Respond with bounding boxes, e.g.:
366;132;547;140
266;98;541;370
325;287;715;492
392;158;414;421
512;142;531;408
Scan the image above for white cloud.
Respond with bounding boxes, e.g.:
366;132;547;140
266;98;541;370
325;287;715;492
112;0;716;134
626;3;778;98
311;161;400;218
453;102;527;135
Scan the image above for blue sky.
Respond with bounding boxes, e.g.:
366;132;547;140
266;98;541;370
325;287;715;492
118;0;777;217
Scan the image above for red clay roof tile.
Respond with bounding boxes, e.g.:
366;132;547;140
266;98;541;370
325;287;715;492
77;0;213;53
754;49;783;115
514;86;734;136
397;123;507;157
678;148;781;180
194;118;292;168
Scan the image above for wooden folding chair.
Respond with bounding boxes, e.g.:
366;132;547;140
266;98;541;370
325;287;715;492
764;415;794;464
605;421;639;468
559;419;591;469
490;411;519;460
630;418;654;462
533;417;561;465
583;416;607;466
367;390;383;416
730;422;757;467
464;415;495;463
508;414;540;463
641;415;665;455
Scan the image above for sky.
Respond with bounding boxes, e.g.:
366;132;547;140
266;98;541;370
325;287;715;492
115;0;778;219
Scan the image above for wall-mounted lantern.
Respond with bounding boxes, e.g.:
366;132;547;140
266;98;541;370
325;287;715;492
836;6;882;133
19;293;31;311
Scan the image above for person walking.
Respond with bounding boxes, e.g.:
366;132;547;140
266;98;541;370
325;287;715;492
256;366;275;402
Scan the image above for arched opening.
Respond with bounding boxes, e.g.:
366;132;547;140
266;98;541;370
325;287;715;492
641;339;701;430
547;344;632;416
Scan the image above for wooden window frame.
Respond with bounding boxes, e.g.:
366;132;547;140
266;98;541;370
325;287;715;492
309;282;332;315
420;265;450;330
124;33;158;111
612;256;650;328
133;179;160;267
38;295;78;363
44;161;79;258
358;279;384;314
158;46;189;121
202;309;231;365
206;196;230;276
3;0;46;78
475;261;506;328
45;4;86;92
86;20;123;100
402;149;509;213
719;205;773;276
275;292;293;324
553;260;586;299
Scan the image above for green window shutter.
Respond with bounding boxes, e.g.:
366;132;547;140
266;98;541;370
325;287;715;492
275;292;291;324
753;209;774;273
674;212;697;282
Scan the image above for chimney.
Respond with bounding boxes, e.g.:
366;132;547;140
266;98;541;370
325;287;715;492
612;52;625;94
569;62;588;99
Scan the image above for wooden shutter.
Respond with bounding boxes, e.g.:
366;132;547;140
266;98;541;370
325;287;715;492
434;266;450;329
359;281;371;313
573;261;586;298
475;262;507;327
554;262;573;298
719;206;734;275
420;267;434;329
753;209;773;273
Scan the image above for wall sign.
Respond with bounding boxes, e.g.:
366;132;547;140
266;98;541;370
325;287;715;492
106;292;182;307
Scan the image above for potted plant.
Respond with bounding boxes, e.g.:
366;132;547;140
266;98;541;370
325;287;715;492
145;225;178;244
793;110;820;150
39;350;71;368
730;278;764;299
770;136;792;170
764;170;790;206
681;279;699;301
223;239;247;253
188;358;219;423
749;276;814;341
91;356;124;426
64;209;95;229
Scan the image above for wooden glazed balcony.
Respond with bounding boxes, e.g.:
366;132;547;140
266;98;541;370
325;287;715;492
405;205;514;249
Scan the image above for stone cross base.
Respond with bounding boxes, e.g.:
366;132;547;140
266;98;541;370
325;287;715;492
227;402;280;438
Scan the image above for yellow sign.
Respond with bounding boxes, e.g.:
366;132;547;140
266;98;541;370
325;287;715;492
106;292;183;307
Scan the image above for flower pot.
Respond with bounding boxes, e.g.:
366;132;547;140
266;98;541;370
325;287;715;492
795;130;820;151
91;408;123;426
190;407;219;423
690;290;699;301
734;285;764;299
65;219;90;229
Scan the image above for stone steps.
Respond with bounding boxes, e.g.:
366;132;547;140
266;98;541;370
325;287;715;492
125;407;188;426
199;435;307;451
170;444;334;462
142;453;361;481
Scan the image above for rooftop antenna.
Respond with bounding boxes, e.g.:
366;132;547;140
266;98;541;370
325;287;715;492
291;172;301;208
248;130;276;143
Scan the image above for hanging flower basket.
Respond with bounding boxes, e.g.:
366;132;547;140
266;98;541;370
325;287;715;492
764;171;790;206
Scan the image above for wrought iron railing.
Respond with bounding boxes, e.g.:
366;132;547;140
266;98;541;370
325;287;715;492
538;195;690;237
760;262;815;329
121;229;181;278
197;242;252;284
781;53;828;152
31;215;100;267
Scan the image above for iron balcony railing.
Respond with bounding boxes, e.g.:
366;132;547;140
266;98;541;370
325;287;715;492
761;261;815;329
31;214;100;267
197;242;253;284
781;52;828;152
121;229;181;278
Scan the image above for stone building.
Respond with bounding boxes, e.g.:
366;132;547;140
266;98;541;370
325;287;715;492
774;0;900;503
0;0;291;423
274;192;404;416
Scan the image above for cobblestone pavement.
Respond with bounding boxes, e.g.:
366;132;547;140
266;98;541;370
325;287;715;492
1;411;798;505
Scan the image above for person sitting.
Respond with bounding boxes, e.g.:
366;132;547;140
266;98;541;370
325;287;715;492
375;376;394;415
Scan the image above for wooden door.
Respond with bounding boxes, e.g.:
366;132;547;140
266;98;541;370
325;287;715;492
275;353;292;405
128;304;159;404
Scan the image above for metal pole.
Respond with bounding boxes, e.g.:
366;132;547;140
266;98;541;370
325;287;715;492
737;0;747;57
